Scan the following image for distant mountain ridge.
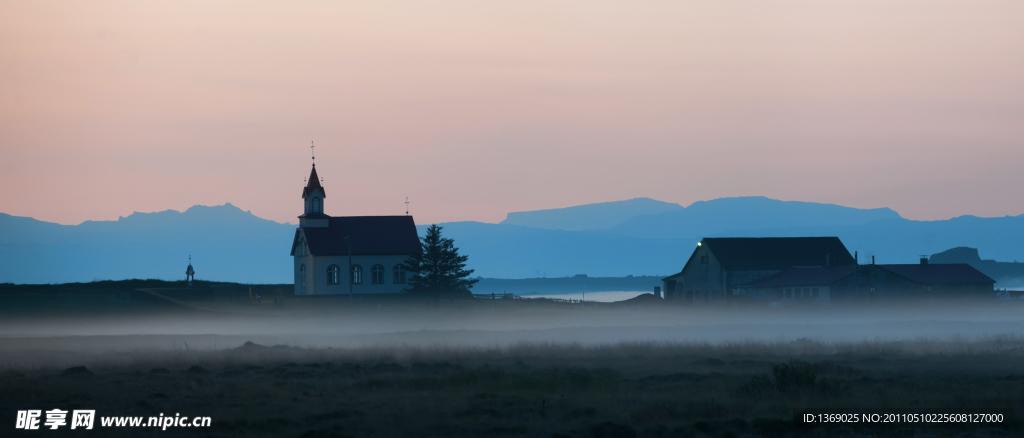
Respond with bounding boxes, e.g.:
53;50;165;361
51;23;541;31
3;197;1024;286
607;197;902;239
500;197;683;231
0;203;295;284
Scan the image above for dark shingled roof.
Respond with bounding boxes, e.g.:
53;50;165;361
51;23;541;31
702;237;855;271
302;165;325;198
878;263;995;285
744;265;857;288
292;216;420;256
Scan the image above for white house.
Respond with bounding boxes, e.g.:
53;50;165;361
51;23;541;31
289;163;420;295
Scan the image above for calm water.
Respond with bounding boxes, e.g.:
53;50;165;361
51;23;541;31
520;291;648;303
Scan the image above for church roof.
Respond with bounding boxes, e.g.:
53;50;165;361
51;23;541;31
292;216;420;256
701;237;855;271
302;165;325;198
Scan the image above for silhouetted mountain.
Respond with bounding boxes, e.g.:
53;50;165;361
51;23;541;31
4;198;1024;287
417;222;691;279
929;246;1024;288
0;204;294;284
607;197;902;239
500;197;683;231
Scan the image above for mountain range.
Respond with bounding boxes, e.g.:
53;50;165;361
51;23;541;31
3;197;1024;286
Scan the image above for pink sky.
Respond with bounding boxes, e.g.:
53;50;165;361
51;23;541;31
1;1;1022;226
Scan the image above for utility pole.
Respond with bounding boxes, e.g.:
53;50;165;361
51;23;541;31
345;235;353;304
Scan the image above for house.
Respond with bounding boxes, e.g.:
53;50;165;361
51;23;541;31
290;163;420;295
661;237;855;303
736;257;996;305
735;265;855;305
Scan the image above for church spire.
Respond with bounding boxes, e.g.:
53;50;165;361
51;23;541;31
301;142;327;218
303;164;324;198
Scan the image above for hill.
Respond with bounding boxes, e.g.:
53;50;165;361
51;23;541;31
499;197;683;231
0;204;294;284
4;197;1024;286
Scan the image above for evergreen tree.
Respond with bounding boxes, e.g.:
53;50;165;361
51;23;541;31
403;224;478;296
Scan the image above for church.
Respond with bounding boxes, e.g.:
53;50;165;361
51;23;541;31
289;162;421;295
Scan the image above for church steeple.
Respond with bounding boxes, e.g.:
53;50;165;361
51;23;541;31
302;163;326;215
303;164;325;199
299;142;329;228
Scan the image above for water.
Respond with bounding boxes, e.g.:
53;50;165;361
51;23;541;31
521;291;648;302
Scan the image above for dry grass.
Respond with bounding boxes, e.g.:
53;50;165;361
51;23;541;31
3;336;1024;437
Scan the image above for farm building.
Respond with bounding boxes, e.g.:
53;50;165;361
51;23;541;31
662;236;997;305
660;237;856;303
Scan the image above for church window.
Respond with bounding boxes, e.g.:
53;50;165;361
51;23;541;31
351;265;363;284
327;265;340;285
312;197;321;213
700;256;708;264
300;264;306;293
371;265;385;284
393;264;406;283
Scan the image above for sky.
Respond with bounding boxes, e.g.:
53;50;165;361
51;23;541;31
1;1;1022;226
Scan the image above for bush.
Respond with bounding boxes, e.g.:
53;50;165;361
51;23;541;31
771;361;818;396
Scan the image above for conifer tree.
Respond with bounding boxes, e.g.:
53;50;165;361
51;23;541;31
403;224;478;295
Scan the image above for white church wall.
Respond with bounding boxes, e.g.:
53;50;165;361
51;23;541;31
294;254;411;295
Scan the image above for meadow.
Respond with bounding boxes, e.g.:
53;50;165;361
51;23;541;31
2;281;1023;437
3;337;1024;437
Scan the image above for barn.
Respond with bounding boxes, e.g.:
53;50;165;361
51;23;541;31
660;237;855;304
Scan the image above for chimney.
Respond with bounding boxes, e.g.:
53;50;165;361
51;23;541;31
920;256;928;266
855;251;858;265
872;255;875;265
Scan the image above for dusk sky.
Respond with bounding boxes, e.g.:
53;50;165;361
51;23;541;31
2;1;1022;226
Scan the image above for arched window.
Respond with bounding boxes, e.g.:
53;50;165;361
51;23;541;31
351;265;362;284
300;264;306;293
312;197;321;213
393;264;406;284
327;265;340;285
371;264;385;284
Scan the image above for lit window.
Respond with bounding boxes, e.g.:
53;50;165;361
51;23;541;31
393;265;406;284
371;264;385;284
351;265;362;284
327;265;340;285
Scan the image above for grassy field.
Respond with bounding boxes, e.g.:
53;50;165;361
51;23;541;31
3;281;1024;437
3;337;1024;437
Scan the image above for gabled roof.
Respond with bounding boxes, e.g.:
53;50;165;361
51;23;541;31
742;265;857;288
302;165;325;198
291;216;420;256
878;263;995;285
702;237;855;271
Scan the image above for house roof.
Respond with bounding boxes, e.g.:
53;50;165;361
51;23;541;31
302;164;325;198
291;216;420;256
742;265;857;288
702;237;855;271
878;263;995;285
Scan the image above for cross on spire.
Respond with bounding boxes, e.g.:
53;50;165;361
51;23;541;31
405;197;409;215
311;141;315;164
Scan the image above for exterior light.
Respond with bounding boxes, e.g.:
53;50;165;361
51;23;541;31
697;242;702;246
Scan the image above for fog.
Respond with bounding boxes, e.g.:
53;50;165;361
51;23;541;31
3;300;1024;370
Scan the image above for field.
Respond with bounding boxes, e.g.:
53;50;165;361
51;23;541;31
2;281;1024;437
